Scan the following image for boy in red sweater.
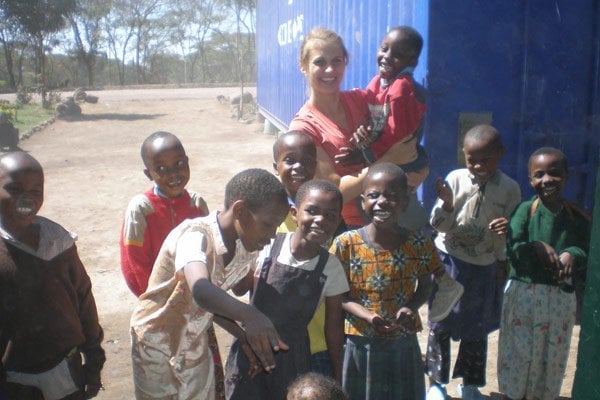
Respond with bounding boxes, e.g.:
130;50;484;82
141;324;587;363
120;131;209;296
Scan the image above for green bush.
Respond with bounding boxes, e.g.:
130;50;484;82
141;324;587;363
16;86;32;107
0;100;16;124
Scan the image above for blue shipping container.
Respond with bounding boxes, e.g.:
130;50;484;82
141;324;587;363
256;0;599;211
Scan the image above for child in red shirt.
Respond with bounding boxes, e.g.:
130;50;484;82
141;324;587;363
120;131;209;296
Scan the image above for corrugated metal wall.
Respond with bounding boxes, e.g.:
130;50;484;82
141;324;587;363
256;0;599;211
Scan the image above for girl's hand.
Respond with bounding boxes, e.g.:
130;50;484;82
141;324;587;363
489;217;509;236
533;241;561;274
434;178;453;211
395;307;416;333
370;314;396;335
558;252;575;280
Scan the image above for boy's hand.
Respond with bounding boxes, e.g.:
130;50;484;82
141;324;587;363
434;178;453;211
395;307;416;333
558;252;575;280
533;241;561;274
242;308;289;373
240;340;262;378
489;217;509;236
335;147;365;166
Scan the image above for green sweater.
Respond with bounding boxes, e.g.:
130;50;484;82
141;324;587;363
507;197;591;286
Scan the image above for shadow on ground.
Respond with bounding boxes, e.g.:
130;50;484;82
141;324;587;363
64;113;165;121
479;393;571;399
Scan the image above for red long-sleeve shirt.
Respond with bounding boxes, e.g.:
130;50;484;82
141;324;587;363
119;188;208;296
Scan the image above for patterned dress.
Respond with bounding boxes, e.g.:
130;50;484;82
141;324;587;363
498;198;591;400
333;228;441;399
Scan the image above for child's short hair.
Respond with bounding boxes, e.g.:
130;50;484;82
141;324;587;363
528;146;568;173
140;131;183;167
389;26;423;60
224;168;287;211
295;179;343;210
364;162;408;190
272;131;315;160
287;372;348;400
300;27;348;69
464;124;503;149
0;151;43;175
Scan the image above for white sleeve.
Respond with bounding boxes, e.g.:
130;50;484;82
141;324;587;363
322;254;349;297
174;230;208;271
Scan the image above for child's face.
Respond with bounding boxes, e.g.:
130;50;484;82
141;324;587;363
292;189;341;246
361;172;408;228
273;136;317;200
301;40;346;96
463;137;503;184
143;137;190;198
529;153;567;206
377;30;416;80
0;167;44;233
236;201;289;252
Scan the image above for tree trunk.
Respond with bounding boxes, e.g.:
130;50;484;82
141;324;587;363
1;42;16;89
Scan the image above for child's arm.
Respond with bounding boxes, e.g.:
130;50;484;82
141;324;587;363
71;246;105;398
212;315;261;378
489;182;522;236
120;198;154;296
429;177;456;232
324;294;344;383
341;295;396;335
120;239;153;296
507;202;550;277
183;262;288;372
395;274;432;332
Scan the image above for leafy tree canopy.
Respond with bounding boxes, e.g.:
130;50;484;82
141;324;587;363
0;0;76;37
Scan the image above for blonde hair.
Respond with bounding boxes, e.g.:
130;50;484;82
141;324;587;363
299;27;348;69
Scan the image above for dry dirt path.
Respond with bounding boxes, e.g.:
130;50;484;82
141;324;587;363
14;87;576;399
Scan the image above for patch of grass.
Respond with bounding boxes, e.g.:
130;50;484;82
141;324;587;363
13;104;54;134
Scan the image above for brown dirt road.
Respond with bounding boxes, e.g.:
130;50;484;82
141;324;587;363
13;87;576;399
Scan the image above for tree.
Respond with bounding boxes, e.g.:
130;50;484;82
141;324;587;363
218;0;255;118
129;0;162;84
166;0;223;84
103;0;136;85
0;10;27;89
67;0;110;87
0;0;75;105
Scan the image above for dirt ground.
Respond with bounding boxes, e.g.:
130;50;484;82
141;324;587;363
12;87;577;399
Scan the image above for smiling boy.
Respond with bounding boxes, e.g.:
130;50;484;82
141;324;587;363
120;131;209;297
0;152;105;400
